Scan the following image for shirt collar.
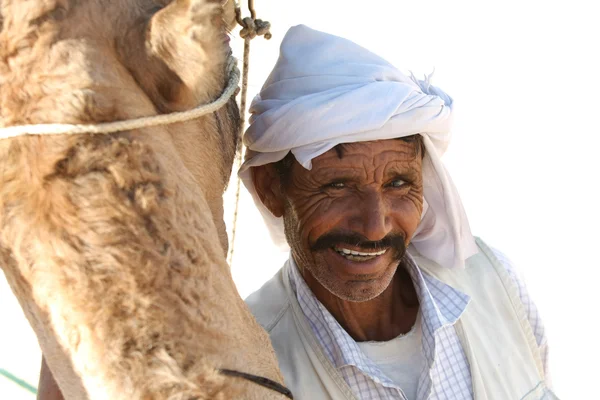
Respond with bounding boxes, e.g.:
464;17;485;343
288;256;397;387
288;252;471;377
403;254;471;331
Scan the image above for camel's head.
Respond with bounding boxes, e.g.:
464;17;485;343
0;0;241;250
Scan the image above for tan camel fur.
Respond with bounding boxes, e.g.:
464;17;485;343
0;0;285;398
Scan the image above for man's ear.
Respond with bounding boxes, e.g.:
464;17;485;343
251;164;285;218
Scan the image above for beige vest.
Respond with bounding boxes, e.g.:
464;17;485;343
246;238;558;399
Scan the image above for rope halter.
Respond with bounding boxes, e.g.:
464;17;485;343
0;57;240;140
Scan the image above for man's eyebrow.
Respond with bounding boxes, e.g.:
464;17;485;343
383;162;419;178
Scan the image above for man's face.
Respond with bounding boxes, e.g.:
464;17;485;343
256;139;424;302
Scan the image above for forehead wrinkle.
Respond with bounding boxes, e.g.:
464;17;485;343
342;139;417;154
372;149;420;180
311;164;366;182
311;151;369;172
308;140;420;183
375;148;419;161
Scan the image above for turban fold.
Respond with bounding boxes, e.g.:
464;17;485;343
239;25;477;269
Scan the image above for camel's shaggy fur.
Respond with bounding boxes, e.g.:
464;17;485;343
0;0;284;398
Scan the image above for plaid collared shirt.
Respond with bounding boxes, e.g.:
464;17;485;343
288;248;549;400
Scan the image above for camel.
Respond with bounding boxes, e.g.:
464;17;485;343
0;0;288;398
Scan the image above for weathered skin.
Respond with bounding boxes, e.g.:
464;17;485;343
0;0;284;398
253;140;423;342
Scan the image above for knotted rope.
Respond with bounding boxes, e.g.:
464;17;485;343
237;12;271;40
227;1;271;267
0;57;240;139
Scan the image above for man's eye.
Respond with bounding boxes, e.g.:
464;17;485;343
329;182;346;189
388;179;406;188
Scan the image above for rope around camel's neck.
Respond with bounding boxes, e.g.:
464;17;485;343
0;57;240;139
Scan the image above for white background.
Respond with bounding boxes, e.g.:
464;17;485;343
1;0;598;398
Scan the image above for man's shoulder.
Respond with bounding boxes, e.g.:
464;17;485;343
245;266;291;332
464;237;520;279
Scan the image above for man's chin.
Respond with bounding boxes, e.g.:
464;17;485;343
313;248;400;302
332;281;389;302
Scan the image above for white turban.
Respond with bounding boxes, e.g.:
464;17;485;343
239;25;478;269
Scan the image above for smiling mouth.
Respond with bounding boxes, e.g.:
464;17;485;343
332;246;388;262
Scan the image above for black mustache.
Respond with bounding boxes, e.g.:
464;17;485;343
311;231;406;254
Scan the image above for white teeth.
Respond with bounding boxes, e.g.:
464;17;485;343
334;247;387;257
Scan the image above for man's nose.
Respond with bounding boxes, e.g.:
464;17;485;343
351;190;391;242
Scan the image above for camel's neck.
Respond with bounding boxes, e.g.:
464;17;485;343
0;133;267;398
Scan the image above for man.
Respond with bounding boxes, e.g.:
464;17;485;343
38;25;555;400
239;25;557;399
